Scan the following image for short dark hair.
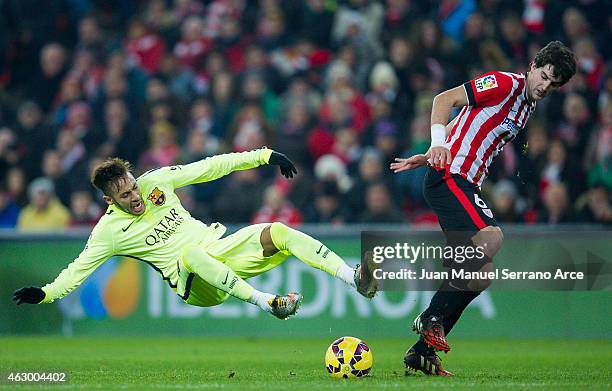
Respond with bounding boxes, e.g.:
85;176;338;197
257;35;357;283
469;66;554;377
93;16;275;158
533;41;577;85
91;158;133;195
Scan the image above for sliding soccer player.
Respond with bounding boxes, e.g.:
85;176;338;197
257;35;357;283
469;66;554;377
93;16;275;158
391;41;576;375
13;149;378;318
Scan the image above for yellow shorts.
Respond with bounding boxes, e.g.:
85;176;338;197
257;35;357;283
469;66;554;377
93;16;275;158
178;223;289;307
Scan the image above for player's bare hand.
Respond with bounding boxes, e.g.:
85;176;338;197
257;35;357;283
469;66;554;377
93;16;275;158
390;155;428;173
428;146;452;169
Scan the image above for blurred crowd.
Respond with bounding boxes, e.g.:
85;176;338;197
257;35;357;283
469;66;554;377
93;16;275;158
0;0;611;231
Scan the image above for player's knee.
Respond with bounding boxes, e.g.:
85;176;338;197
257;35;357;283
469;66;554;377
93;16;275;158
269;222;289;250
469;261;494;292
260;225;279;257
470;276;492;292
474;226;503;258
180;244;202;272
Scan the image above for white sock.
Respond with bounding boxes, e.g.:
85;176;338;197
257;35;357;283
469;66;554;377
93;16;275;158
336;264;357;288
249;289;276;313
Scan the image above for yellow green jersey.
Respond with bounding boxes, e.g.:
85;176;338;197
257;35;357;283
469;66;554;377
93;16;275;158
40;149;273;304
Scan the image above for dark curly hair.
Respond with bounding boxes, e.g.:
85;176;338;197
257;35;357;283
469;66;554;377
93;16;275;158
533;41;577;85
91;157;134;195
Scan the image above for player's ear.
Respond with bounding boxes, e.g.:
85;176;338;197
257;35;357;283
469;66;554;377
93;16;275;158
103;195;114;206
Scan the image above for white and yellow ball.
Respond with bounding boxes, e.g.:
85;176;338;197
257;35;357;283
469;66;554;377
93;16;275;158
324;336;373;378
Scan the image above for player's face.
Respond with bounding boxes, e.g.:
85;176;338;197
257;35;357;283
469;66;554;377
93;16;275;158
527;63;563;101
103;173;145;215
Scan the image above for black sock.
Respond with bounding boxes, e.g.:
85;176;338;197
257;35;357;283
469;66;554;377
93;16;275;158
421;290;459;320
443;290;480;335
422;280;470;320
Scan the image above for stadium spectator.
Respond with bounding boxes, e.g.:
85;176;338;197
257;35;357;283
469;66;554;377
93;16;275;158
13;101;55;181
210;72;236;139
125;18;166;75
139;121;180;172
346;148;393;213
498;12;528;68
539;139;584;202
576;184;612;225
157;53;197;101
214;169;266;224
393;111;429;206
76;15;106;62
305;180;347;225
26;43;67;112
0;1;609;228
274;101;312;166
229;102;271;152
173;16;211;70
0;127;18;177
332;0;385;60
491;179;521;223
216;16;250;73
256;4;289;52
252;185;302;226
436;0;476;44
382;0;422;46
17;177;70;231
313;154;353;195
386;36;417;121
40;149;74;207
240;71;280;124
6;167;28;208
538;181;575;224
69;189;102;228
297;0;335;48
358;182;404;223
69;50;104;101
95;99;145;163
0;184;20;228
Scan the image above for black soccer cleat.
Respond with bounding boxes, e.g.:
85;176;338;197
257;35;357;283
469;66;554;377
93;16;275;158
404;348;454;376
413;313;451;353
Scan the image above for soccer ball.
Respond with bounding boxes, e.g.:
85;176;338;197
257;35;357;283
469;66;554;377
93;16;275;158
324;336;373;378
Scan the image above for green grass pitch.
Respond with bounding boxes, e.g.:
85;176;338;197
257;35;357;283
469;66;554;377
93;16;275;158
0;337;610;390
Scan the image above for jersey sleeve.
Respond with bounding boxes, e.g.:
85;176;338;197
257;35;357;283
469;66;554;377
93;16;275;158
463;71;514;107
139;148;273;190
40;224;114;304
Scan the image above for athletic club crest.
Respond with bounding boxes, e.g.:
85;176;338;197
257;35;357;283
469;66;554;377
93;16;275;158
147;187;166;206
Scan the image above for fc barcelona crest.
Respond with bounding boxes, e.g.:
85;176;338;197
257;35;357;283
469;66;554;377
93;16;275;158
147;187;166;206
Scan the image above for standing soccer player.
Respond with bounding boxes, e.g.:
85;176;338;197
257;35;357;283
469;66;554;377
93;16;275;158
13;149;379;318
391;41;576;375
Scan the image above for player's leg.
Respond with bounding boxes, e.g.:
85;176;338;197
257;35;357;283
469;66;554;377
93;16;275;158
406;169;500;372
441;225;502;335
179;243;295;318
203;223;304;319
265;222;378;297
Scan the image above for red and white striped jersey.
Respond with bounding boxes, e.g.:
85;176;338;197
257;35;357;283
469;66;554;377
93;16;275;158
445;71;536;187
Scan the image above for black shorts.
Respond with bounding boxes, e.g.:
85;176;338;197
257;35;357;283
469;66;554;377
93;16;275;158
423;167;497;234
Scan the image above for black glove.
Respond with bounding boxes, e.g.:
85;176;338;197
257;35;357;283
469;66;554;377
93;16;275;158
12;286;45;305
269;151;298;179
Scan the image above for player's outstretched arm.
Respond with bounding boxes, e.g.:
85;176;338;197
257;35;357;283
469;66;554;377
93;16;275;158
163;148;296;189
13;226;114;306
391;86;466;173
